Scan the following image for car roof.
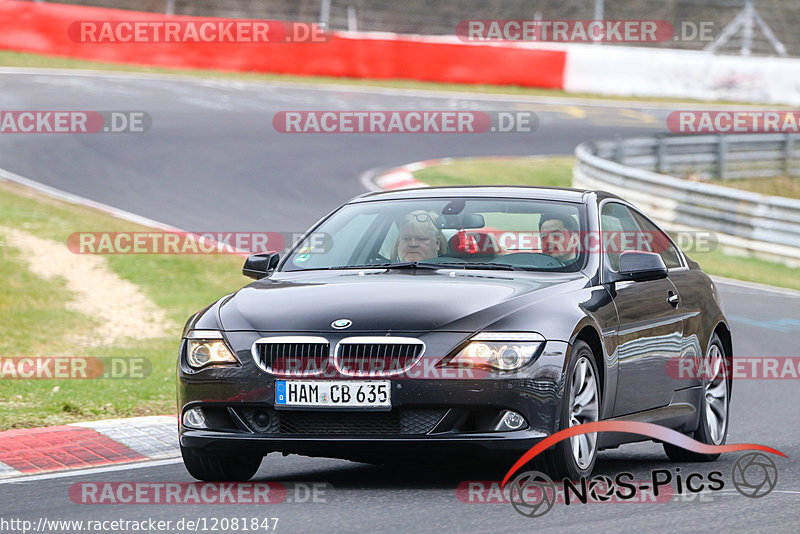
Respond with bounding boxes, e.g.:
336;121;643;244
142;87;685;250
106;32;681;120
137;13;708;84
349;185;623;204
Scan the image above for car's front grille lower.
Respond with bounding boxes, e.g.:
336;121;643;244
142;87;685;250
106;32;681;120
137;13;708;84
334;337;425;376
239;408;447;435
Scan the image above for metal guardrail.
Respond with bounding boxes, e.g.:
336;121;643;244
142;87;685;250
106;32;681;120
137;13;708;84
573;133;800;265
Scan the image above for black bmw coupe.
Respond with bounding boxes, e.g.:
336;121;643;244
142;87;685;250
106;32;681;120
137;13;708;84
177;186;732;481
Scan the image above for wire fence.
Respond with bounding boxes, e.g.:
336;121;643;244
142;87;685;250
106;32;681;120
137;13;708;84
41;0;800;56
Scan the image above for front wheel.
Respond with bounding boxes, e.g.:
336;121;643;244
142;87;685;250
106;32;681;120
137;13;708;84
181;446;263;481
536;340;601;479
663;332;730;462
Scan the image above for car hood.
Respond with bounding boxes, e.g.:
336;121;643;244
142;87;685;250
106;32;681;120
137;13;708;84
217;269;586;333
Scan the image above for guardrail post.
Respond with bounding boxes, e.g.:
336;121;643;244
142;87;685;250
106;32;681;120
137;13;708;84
320;0;331;30
614;135;623;163
786;134;795;177
656;136;666;174
717;135;728;180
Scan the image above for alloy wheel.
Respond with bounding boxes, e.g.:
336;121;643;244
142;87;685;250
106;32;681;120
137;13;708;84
704;343;729;444
568;356;600;469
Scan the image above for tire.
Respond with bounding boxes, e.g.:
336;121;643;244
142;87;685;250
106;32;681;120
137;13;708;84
536;340;601;479
181;446;263;481
663;332;730;462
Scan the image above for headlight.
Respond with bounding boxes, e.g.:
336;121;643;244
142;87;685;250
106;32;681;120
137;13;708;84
185;330;237;369
448;332;544;372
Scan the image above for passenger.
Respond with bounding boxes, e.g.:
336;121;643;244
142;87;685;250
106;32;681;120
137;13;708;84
539;213;580;263
392;210;448;262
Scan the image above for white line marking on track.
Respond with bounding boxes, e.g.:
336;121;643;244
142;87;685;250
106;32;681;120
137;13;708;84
0;167;248;256
0;167;178;231
711;275;800;298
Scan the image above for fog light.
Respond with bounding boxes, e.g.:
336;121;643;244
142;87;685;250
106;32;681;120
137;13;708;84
495;410;526;431
254;411;271;429
183;407;207;429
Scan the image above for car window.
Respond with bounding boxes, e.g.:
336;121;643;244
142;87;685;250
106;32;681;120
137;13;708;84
379;223;399;258
630;210;683;269
288;212;380;270
283;198;587;272
600;202;646;271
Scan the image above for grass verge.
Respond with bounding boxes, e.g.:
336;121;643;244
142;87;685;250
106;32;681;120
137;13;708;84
709;175;800;200
413;156;800;290
415;156;575;188
0;180;245;429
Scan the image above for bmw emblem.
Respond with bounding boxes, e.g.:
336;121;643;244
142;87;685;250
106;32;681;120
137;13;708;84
331;319;352;329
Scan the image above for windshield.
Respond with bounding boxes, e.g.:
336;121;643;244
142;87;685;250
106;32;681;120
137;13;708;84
282;197;587;272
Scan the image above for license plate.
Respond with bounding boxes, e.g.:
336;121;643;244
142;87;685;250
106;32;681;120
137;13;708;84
275;380;391;408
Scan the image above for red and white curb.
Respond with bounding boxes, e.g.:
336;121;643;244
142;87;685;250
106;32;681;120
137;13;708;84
373;168;427;190
0;415;178;479
360;155;535;192
360;159;444;192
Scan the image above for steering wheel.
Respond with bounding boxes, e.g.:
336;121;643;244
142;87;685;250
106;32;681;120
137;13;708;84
365;253;391;264
489;252;566;269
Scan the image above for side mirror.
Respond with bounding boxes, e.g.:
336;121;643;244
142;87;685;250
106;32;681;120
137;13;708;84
616;251;668;282
243;252;280;279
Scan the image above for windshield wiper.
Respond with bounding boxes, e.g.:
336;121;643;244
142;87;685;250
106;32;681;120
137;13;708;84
445;262;524;271
326;262;524;271
326;262;445;270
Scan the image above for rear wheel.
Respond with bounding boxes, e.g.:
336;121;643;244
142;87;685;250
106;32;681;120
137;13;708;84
181;446;263;481
536;340;601;479
663;333;730;462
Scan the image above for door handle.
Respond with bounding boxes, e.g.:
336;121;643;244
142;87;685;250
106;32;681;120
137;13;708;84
667;292;680;307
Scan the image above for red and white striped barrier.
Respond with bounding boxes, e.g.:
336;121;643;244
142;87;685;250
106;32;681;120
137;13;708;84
0;1;565;89
3;0;799;104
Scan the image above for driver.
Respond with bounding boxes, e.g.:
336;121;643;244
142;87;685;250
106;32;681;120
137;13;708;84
391;210;448;262
539;213;580;263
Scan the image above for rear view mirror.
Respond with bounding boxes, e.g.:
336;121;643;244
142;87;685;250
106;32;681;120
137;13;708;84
437;213;485;229
243;252;280;279
617;251;667;282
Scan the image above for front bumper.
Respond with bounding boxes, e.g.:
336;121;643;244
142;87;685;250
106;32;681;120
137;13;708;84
177;339;570;459
180;428;549;460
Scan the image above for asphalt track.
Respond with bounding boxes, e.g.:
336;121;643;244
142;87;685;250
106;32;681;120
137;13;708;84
1;70;799;533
